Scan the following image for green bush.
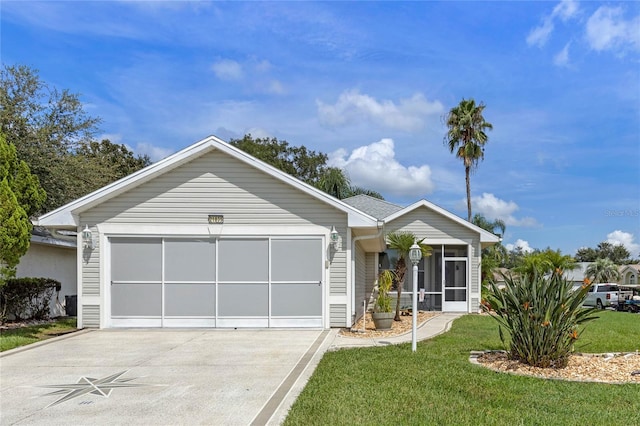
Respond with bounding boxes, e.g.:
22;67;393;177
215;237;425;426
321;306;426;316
375;269;394;313
0;277;61;323
483;273;598;368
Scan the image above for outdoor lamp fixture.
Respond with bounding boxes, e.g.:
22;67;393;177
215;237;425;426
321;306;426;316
82;225;94;250
409;240;422;352
330;226;339;249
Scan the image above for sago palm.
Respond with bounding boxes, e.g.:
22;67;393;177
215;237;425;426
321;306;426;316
444;99;493;221
386;231;432;321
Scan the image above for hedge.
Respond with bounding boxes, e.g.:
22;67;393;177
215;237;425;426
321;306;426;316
0;277;61;323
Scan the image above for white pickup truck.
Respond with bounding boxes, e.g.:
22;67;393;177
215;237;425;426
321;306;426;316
583;283;632;309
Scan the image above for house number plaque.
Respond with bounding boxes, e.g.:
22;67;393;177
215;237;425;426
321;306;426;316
208;214;224;224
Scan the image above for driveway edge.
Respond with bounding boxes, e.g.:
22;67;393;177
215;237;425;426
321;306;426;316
0;328;93;358
251;329;332;426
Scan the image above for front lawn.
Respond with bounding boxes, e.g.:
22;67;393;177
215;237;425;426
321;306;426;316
0;317;78;352
285;311;640;425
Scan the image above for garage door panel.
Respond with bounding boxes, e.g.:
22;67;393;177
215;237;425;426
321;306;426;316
218;283;268;316
165;239;216;281
111;238;161;282
218;239;268;282
271;283;322;316
165;283;215;316
271;239;322;282
110;236;323;328
112;283;161;316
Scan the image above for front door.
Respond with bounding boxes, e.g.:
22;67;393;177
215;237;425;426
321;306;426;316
443;259;467;311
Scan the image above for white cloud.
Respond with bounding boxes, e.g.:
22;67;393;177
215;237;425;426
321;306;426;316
470;193;539;227
100;134;171;162
527;18;555;48
328;138;434;198
506;239;534;253
211;59;243;81
317;90;444;132
527;0;579;47
132;142;174;162
267;80;285;95
553;42;571;67
585;6;640;53
552;0;579;22
607;230;640;258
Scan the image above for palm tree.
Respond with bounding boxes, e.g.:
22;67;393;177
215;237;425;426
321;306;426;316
472;213;505;237
444;99;493;221
542;249;578;279
513;249;577;279
385;231;432;321
585;258;621;283
316;167;351;199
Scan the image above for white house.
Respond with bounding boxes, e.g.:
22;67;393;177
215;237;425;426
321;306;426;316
38;136;499;329
15;230;77;317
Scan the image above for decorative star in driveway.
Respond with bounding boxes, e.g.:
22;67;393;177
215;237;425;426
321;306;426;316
39;371;152;408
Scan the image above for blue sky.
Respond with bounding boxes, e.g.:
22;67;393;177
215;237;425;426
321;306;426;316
2;1;639;258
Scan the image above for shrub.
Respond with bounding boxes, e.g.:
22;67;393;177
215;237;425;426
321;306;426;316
375;269;394;313
0;277;61;323
483;272;598;368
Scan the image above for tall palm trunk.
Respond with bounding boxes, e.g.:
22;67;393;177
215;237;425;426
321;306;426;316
465;164;472;222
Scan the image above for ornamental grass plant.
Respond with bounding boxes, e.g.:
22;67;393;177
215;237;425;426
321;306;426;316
483;273;599;368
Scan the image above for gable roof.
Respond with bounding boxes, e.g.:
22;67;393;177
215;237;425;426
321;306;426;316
384;199;501;245
37;135;379;229
343;195;500;246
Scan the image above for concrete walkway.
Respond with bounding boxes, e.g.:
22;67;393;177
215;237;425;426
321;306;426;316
326;312;464;350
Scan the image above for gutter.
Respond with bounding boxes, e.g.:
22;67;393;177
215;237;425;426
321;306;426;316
351;220;385;325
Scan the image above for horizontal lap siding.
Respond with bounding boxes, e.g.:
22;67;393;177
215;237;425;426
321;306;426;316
330;304;347;327
81;225;100;297
365;253;376;309
82;305;100;327
386;207;481;312
82;152;345;227
80;149;349;326
353;243;366;320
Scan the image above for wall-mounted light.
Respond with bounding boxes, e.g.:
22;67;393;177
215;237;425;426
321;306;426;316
82;225;94;250
330;226;339;249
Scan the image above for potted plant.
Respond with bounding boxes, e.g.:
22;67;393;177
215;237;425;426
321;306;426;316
372;269;395;330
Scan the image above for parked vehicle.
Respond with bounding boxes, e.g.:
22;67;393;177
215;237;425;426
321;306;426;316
583;283;632;309
611;284;640;313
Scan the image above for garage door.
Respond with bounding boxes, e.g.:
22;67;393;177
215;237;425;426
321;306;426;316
109;237;323;328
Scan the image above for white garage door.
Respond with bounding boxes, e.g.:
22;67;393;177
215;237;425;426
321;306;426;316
110;237;323;328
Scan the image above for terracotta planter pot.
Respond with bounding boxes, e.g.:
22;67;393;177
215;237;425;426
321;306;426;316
371;312;394;330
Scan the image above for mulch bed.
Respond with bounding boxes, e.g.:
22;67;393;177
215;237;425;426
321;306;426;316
340;311;439;338
476;351;640;384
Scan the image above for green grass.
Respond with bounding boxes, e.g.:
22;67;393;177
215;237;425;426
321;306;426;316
285;311;640;426
0;317;78;352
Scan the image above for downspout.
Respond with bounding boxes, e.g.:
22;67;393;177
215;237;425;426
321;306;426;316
351;220;385;325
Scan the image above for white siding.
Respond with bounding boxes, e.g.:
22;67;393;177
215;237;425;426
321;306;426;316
330;304;347;327
79;150;349;327
81;225;100;297
353;242;366;321
365;253;377;308
16;242;77;317
82;304;100;327
386;206;482;313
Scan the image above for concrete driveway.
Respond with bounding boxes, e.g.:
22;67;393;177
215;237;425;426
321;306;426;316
0;328;331;426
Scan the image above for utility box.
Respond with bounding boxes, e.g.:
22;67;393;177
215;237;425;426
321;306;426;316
65;295;77;317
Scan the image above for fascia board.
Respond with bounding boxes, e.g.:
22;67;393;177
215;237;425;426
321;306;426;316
37;137;218;227
384;199;500;244
37;135;379;229
202;140;379;228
